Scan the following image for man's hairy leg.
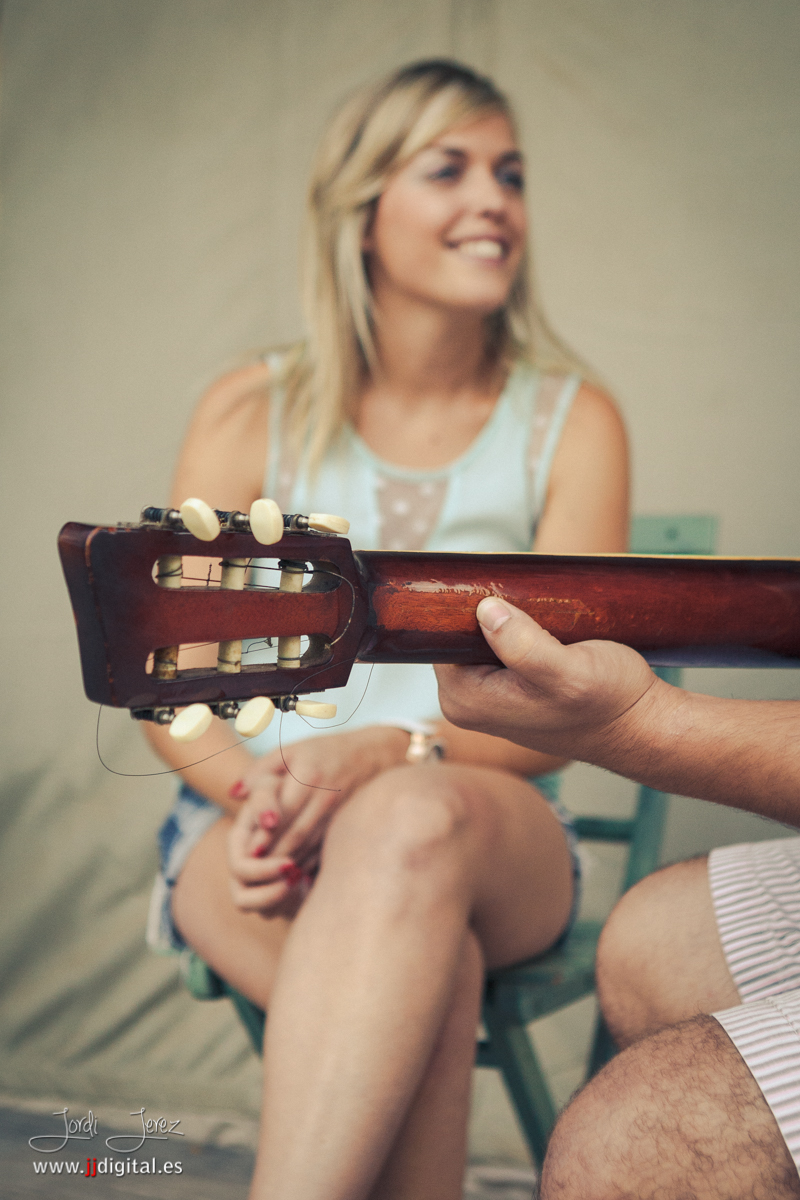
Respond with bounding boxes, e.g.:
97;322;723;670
541;1015;800;1200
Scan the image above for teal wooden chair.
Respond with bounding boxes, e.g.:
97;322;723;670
182;514;718;1170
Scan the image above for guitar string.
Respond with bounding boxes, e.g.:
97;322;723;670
94;555;365;785
156;561;357;663
277;657;381;787
94;657;376;782
276;661;377;792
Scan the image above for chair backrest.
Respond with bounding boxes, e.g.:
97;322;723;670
571;514;719;893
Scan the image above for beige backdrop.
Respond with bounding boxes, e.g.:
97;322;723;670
1;0;798;1161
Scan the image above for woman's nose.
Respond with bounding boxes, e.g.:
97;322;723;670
465;166;508;216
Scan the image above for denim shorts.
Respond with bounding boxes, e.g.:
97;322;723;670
145;770;582;956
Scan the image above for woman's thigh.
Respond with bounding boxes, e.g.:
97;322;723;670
316;762;575;972
171;816;296;1009
450;766;575;969
171;763;574;1001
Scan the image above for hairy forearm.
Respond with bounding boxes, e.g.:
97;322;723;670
587;681;800;826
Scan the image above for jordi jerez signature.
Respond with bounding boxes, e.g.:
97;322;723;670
29;1107;184;1153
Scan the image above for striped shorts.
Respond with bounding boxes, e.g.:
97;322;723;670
710;838;800;1171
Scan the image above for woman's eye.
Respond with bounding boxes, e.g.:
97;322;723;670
428;164;461;182
497;168;524;191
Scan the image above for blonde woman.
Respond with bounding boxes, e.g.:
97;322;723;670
146;60;628;1200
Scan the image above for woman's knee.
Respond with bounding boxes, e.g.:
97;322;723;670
326;765;476;875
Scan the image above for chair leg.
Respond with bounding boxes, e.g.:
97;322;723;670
223;984;266;1055
587;1011;617;1078
481;1007;557;1169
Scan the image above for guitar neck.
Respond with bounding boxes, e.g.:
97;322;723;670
355;550;800;668
58;520;800;716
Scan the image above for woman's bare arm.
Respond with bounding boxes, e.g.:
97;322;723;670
446;381;630;777
143;362;272;812
533;382;630;556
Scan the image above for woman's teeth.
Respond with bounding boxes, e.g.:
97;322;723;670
459;239;504;259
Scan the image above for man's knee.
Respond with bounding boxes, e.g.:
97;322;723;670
595;856;733;1046
541;1015;800;1200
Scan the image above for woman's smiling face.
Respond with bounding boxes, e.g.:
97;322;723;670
365;111;527;317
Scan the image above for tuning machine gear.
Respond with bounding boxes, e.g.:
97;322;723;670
131;692;337;742
140;497;349;545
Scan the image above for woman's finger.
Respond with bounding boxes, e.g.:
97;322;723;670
231;852;296;886
229;779;284;861
269;786;340;861
229;877;293;912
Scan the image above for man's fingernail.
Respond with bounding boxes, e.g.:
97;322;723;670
258;810;279;831
229;780;249;800
476;597;512;632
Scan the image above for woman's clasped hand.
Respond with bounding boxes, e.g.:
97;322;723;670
227;727;411;912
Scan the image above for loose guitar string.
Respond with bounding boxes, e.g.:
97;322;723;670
275;660;376;794
93;656;375;781
94;560;370;787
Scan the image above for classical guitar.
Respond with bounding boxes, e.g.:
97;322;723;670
58;498;800;743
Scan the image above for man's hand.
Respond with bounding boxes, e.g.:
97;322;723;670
436;597;658;761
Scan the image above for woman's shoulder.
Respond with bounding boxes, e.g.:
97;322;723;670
188;345;303;437
172;355;291;510
191;359;272;435
565;379;626;445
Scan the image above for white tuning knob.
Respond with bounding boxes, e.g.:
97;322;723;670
169;703;214;742
249;498;284;545
180;498;221;541
234;696;276;738
295;700;337;720
307;513;350;535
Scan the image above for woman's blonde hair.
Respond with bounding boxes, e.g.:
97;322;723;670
279;59;580;473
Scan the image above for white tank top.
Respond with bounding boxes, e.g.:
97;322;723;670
244;359;579;754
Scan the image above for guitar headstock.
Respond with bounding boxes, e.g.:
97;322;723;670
58;499;368;741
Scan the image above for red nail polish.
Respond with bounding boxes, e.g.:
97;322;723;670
253;843;270;858
229;780;249;800
279;863;304;887
258;810;279;831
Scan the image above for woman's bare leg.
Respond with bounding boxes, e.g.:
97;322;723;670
172;816;293;1007
366;929;484;1200
173;763;573;1200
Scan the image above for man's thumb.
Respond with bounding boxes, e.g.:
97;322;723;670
475;596;513;633
475;596;561;676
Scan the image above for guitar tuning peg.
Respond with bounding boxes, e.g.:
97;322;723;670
307;513;350;535
180;498;221;542
249;498;285;545
234;696;276;738
169;703;214;742
295;700;337;720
